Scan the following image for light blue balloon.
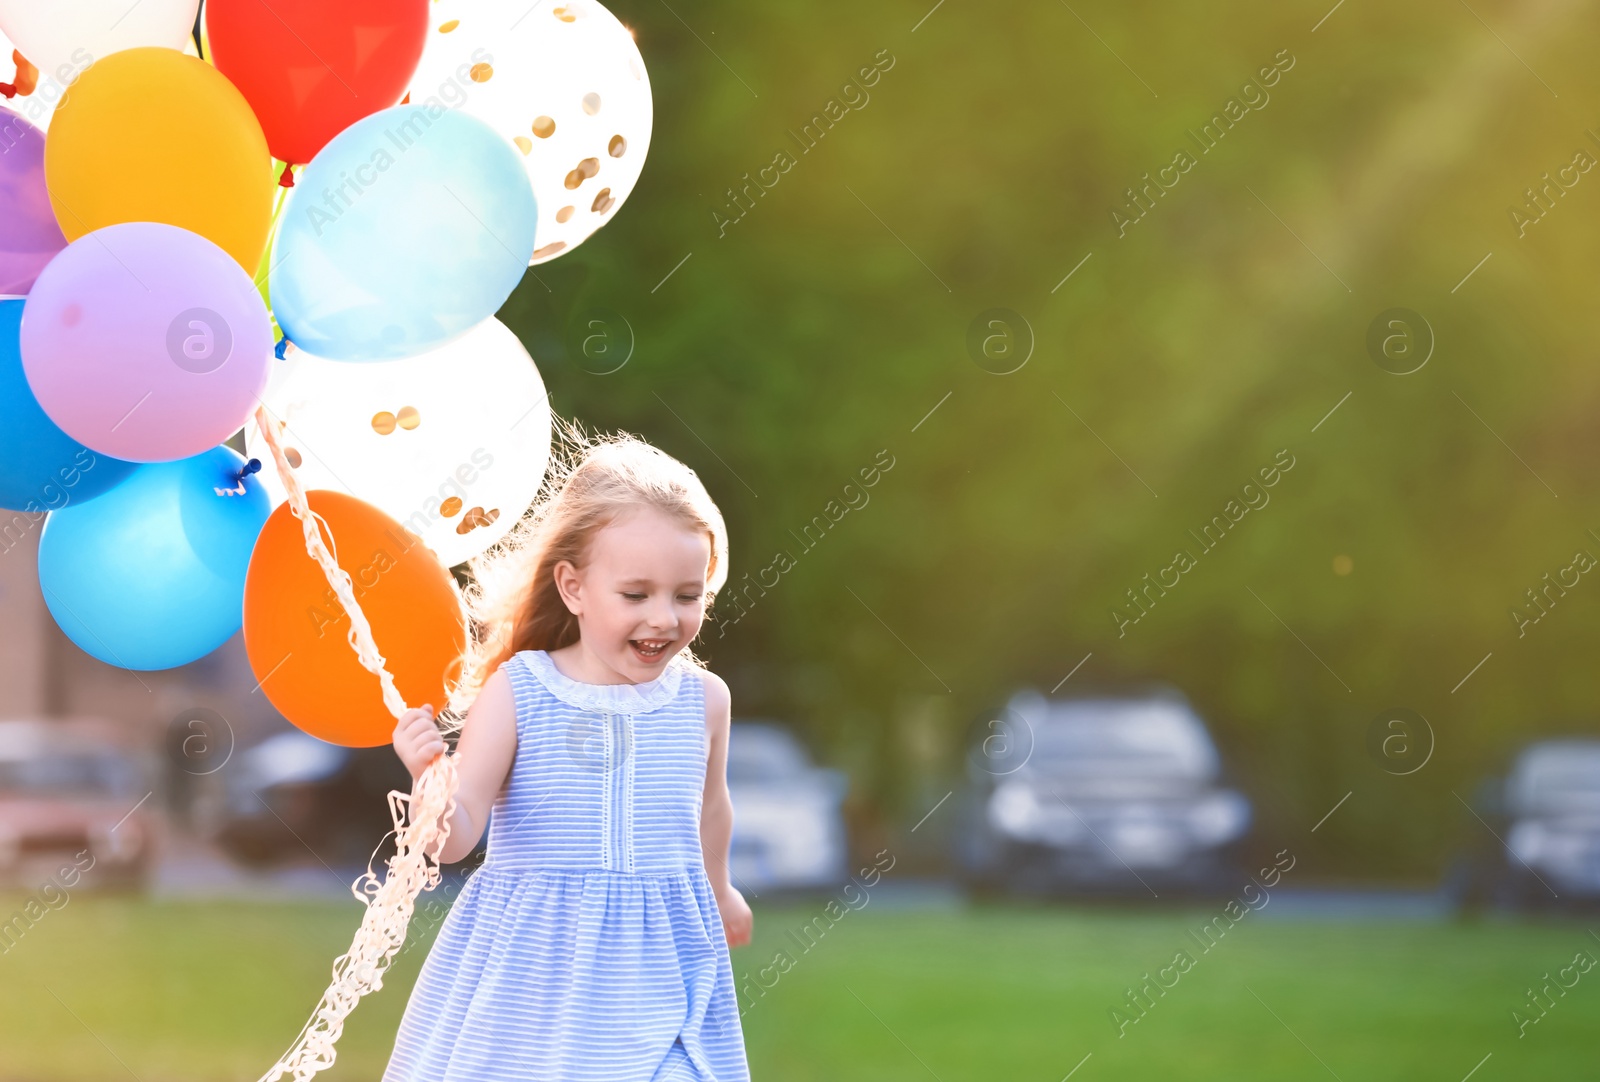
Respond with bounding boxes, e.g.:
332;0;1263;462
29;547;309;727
0;297;136;511
269;105;538;362
37;446;271;671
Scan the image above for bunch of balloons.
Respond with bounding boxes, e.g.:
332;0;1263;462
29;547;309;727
0;0;652;748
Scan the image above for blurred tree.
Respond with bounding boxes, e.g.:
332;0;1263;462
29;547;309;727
491;0;1600;879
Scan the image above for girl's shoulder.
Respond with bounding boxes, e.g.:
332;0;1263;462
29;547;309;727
700;667;729;716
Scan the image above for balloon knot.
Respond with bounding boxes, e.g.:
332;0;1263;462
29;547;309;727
0;84;13;99
10;52;36;96
274;337;291;360
279;162;297;188
215;459;263;498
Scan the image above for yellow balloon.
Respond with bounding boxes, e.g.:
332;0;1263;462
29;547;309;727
45;47;273;272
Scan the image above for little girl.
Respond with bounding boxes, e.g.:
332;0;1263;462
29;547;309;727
382;434;752;1082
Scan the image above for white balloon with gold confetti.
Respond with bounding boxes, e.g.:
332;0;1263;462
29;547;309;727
244;318;552;569
409;0;652;266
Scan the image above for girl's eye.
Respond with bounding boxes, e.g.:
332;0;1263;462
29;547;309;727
677;594;702;604
622;592;647;601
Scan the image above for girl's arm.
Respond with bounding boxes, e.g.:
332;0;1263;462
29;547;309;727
700;671;752;947
392;666;518;865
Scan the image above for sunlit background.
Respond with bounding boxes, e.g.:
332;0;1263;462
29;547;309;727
5;0;1600;1079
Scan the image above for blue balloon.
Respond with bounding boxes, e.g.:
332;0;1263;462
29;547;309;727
37;445;271;671
0;297;136;512
269;105;538;362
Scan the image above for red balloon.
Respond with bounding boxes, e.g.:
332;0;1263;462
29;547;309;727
208;0;430;166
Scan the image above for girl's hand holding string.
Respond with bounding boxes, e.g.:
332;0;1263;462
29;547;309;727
401;669;517;864
393;703;447;781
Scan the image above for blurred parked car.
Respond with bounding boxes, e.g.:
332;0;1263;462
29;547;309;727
0;718;156;892
726;722;849;893
1447;738;1600;912
214;730;430;868
954;689;1252;897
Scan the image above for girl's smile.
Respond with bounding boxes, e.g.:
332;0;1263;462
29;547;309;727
630;637;673;662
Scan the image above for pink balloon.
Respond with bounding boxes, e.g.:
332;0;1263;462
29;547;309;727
20;222;272;463
0;107;67;294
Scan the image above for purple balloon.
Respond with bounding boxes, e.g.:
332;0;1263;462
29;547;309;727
0;106;67;294
20;222;273;463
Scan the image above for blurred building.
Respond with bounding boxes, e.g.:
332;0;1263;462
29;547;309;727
0;518;51;717
0;528;288;750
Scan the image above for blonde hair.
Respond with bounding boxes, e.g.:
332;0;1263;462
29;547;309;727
441;420;729;729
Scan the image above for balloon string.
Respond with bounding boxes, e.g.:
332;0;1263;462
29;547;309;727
251;404;461;1082
255;184;292;320
270;180;291;226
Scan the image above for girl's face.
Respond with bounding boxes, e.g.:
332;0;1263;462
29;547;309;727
554;507;713;682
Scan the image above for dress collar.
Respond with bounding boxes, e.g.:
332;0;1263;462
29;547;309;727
519;648;688;714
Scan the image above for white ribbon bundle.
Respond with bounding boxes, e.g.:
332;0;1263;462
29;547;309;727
251;402;462;1082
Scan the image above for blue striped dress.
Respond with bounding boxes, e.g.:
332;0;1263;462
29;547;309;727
383;649;750;1082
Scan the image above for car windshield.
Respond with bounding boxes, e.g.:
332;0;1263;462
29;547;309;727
1024;701;1219;779
1510;744;1600;808
727;727;809;783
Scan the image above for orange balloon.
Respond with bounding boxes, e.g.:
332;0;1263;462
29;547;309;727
243;491;466;747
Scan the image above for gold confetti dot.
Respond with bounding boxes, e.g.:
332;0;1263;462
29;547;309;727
582;92;601;115
513;135;532;154
372;411;396;435
397;406;421;430
608;134;626;158
455;506;503;534
438;19;459;32
1332;554;1353;576
532;241;567;259
532;116;556;138
564;168;583;189
577;157;599;179
285;447;302;469
469;62;493;82
440;496;463;517
553;5;576;22
556;205;575;223
591;187;613;213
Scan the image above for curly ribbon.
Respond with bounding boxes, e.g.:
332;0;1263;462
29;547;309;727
251;402;462;1082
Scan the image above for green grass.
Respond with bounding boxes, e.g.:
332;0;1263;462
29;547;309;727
1;895;1596;1080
